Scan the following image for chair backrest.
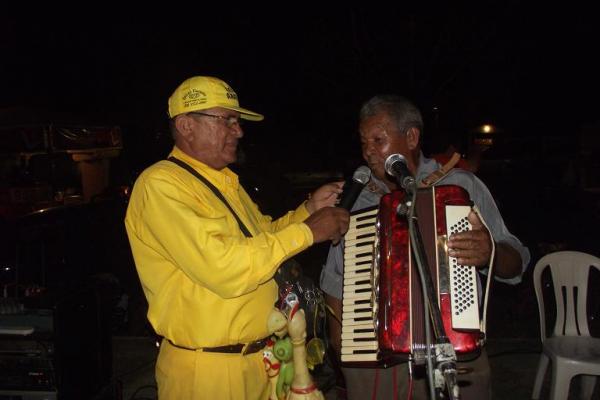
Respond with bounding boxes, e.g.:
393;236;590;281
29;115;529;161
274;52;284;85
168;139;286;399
533;251;600;338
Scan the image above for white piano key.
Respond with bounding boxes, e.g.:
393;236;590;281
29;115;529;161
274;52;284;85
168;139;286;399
342;311;373;320
343;283;371;294
343;292;371;305
344;271;371;281
341;330;375;340
341;353;379;362
341;342;378;353
345;235;376;246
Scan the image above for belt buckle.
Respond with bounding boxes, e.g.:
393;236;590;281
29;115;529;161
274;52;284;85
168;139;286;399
242;338;266;355
242;343;251;355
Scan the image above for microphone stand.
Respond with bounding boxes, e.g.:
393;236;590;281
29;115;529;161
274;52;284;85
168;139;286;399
399;178;460;400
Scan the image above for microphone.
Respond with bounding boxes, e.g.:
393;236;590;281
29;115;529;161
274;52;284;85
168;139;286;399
384;153;415;191
338;165;371;210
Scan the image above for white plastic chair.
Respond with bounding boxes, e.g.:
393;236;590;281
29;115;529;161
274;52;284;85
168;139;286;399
532;251;600;399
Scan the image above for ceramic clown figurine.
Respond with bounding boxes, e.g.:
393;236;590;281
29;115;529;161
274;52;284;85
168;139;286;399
267;293;324;400
263;339;281;400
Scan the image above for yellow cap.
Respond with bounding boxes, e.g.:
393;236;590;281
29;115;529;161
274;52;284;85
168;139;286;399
167;76;264;121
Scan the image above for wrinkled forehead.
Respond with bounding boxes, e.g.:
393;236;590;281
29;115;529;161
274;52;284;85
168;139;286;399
359;112;399;137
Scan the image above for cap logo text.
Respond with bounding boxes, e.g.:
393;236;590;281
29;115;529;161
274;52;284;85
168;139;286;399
224;85;238;100
183;89;207;108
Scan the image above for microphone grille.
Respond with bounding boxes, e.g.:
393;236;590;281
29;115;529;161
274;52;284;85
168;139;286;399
384;153;407;176
353;165;371;185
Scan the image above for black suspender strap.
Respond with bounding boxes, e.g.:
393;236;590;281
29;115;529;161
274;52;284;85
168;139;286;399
167;156;253;238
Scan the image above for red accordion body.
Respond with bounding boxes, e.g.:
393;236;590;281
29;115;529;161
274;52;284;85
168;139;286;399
341;185;482;366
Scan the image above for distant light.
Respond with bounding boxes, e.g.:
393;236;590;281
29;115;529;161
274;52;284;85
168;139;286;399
472;124;497;134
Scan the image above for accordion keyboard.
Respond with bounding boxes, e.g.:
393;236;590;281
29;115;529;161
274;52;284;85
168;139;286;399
341;207;379;362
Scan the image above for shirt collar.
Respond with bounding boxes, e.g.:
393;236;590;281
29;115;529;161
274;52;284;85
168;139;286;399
367;173;391;195
415;152;440;183
170;146;240;189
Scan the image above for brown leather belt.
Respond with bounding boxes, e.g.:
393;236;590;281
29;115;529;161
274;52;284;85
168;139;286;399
168;337;269;355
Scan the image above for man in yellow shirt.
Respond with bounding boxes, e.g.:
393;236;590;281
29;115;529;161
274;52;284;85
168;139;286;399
125;76;350;399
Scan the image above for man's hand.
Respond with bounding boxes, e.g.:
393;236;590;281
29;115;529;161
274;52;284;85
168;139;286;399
447;210;492;267
304;207;349;244
306;181;344;214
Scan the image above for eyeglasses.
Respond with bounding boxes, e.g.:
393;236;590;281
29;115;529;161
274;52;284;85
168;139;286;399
187;112;242;128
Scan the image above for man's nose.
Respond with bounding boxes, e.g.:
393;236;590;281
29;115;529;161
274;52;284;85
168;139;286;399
231;123;243;138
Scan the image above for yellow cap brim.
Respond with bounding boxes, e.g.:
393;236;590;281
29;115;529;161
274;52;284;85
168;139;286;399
219;105;264;121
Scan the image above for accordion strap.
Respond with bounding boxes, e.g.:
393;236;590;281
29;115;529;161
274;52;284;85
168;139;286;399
472;205;495;344
420;152;462;188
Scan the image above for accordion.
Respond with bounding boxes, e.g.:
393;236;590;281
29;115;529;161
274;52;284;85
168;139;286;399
341;185;483;366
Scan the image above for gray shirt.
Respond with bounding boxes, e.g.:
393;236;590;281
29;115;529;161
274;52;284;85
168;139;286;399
319;153;531;300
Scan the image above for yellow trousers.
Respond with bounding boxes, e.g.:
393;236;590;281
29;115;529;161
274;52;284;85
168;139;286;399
156;339;270;400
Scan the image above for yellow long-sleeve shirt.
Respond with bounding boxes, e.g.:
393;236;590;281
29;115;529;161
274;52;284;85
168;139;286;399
125;146;314;349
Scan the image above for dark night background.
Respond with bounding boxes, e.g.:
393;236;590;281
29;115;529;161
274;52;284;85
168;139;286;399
2;8;599;169
3;7;600;244
1;7;600;398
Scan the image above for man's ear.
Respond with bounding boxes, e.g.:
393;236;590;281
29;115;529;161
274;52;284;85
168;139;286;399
406;127;421;151
174;115;194;142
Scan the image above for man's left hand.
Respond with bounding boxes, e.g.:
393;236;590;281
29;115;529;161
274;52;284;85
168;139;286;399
306;181;344;213
447;210;492;267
